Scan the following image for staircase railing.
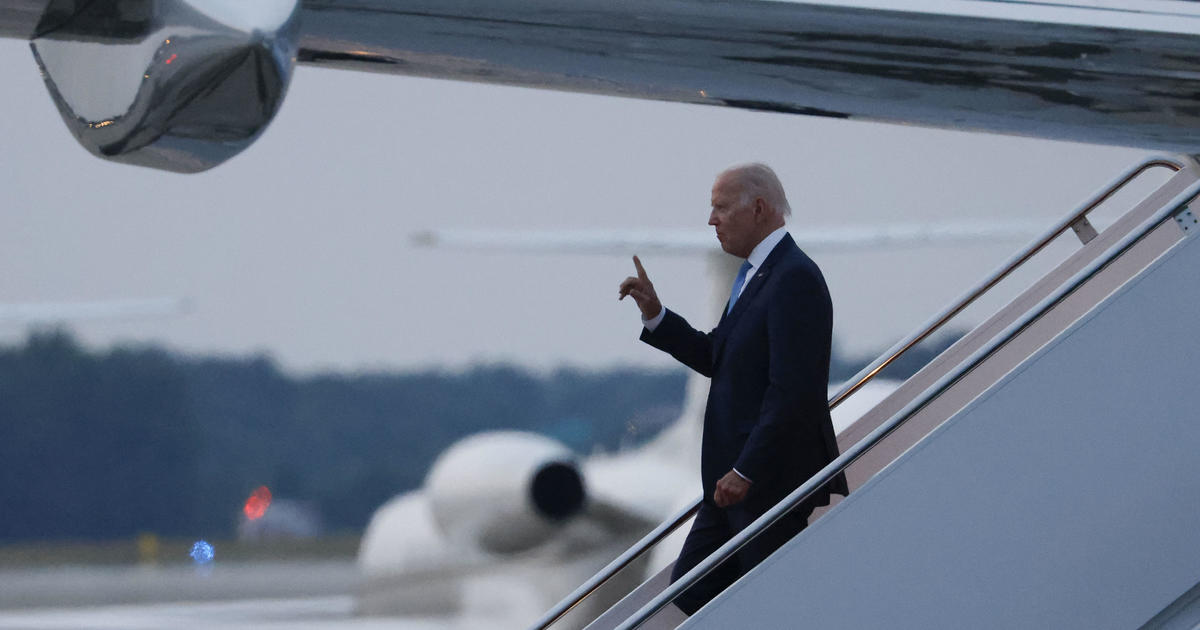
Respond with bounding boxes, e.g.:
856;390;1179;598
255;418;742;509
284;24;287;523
611;170;1200;629
530;156;1185;630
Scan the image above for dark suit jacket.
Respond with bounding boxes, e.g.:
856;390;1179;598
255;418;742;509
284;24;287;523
641;234;848;514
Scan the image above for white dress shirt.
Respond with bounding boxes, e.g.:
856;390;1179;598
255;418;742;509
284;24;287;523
641;225;788;332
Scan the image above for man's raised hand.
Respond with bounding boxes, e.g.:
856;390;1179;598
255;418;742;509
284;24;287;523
619;255;663;320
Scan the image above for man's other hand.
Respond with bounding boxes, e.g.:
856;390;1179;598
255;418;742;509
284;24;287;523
618;255;663;320
714;470;751;508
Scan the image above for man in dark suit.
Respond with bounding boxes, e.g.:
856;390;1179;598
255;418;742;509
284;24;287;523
618;163;847;615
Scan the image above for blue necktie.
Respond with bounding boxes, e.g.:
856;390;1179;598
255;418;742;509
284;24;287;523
726;260;753;315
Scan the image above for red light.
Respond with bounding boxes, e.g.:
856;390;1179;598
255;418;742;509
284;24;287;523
243;486;272;520
165;53;177;65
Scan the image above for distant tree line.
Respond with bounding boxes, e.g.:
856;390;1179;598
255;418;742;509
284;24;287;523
0;329;960;544
0;332;685;544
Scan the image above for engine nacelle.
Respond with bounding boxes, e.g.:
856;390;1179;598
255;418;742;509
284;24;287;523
425;431;586;554
28;0;300;173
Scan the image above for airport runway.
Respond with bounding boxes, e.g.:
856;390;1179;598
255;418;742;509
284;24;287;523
0;596;496;630
0;561;532;629
0;561;360;610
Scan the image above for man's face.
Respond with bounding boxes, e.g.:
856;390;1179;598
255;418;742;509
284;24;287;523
709;175;758;258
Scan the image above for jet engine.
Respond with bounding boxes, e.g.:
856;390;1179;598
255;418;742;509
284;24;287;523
28;0;301;173
425;431;586;554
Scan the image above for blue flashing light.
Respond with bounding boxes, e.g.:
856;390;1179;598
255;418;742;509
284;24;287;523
189;540;215;564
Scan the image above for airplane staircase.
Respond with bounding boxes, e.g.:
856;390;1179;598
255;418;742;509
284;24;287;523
531;155;1200;629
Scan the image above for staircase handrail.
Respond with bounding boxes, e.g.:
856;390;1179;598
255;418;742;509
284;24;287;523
611;171;1200;630
530;155;1185;630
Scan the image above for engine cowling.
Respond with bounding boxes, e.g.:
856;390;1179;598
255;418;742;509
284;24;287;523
425;431;586;554
29;0;300;173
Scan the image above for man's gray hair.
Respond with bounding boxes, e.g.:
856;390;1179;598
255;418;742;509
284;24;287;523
721;163;792;218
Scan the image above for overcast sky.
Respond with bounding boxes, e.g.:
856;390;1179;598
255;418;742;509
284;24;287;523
0;38;1160;374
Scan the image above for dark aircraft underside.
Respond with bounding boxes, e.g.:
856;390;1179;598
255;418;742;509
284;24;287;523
4;0;1200;172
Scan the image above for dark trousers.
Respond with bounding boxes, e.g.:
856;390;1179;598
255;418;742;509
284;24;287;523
669;499;813;615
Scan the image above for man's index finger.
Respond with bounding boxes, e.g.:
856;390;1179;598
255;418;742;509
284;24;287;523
633;255;648;280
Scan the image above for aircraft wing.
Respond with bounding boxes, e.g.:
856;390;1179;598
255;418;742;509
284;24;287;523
291;1;1200;151
0;298;190;326
6;1;1200;171
410;222;1045;256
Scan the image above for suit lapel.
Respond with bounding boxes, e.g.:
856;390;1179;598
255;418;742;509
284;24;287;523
712;234;796;364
